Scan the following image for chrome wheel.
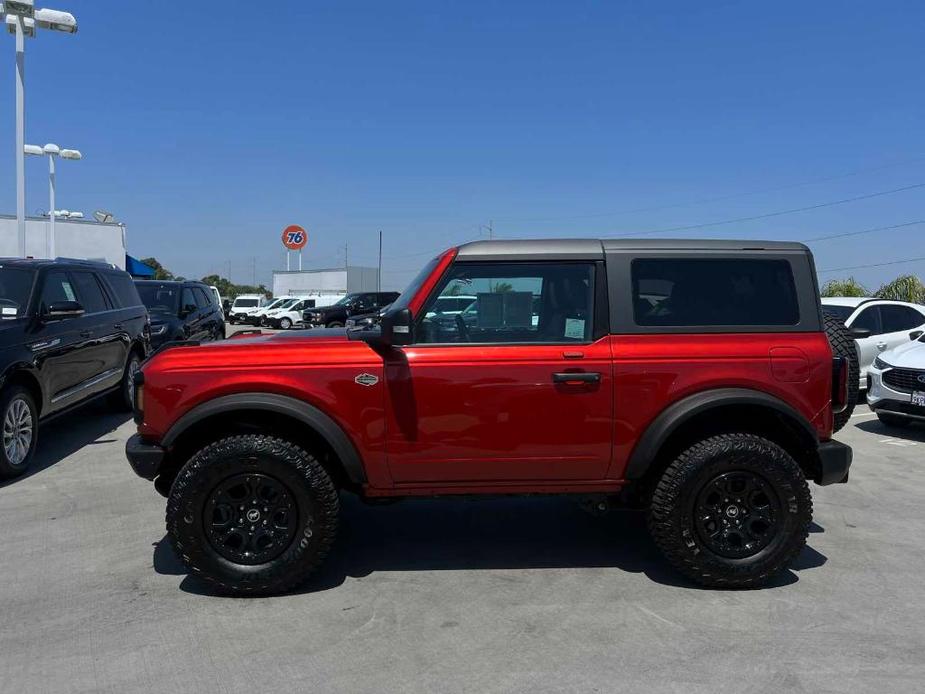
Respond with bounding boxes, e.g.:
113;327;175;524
3;397;33;466
126;358;141;403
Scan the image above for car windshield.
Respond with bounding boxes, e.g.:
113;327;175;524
390;254;444;314
822;304;855;322
0;267;35;318
137;283;180;314
333;294;360;306
233;298;259;308
276;298;298;309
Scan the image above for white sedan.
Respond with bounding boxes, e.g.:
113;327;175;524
867;335;925;427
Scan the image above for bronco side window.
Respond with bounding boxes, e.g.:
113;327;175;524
416;262;595;344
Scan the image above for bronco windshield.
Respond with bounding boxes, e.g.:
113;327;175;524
0;267;36;318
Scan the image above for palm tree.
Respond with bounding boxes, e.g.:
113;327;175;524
820;277;868;297
875;274;925;303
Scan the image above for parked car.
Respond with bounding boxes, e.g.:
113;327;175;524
0;258;148;478
866;334;925;427
821;297;925;389
227;294;265;324
302;291;400;328
209;286;224;318
243;296;295;326
135;280;225;349
255;297;300;326
344;303;392;330
265;298;315;330
127;239;853;594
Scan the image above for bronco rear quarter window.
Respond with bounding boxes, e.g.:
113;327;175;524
631;258;799;327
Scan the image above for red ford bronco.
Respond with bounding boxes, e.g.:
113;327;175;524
126;239;855;594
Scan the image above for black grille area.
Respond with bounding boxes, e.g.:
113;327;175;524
882;368;925;393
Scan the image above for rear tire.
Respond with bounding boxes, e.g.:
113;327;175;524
877;412;911;428
326;321;344;328
648;433;812;588
110;352;142;411
279;317;292;330
166;434;339;595
0;386;38;479
824;312;859;433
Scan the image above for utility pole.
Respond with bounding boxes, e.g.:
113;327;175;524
489;219;493;240
252;256;256;286
377;230;382;292
344;241;349;270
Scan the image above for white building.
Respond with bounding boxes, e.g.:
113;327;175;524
0;214;126;268
272;266;383;303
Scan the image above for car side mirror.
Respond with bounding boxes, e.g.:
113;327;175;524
376;308;413;346
179;304;196;318
849;327;871;339
45;300;85;320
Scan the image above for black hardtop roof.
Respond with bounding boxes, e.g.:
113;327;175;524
455;238;810;261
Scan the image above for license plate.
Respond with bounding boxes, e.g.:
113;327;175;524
912;391;925;407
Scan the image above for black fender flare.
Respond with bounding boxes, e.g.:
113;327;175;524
624;387;818;479
162;393;367;485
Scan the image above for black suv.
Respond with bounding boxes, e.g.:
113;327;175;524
302;291;400;328
0;258;149;478
134;280;225;348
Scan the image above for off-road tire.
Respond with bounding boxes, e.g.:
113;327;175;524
823;312;859;432
110;351;142;411
279;317;292;330
648;433;812;588
877;412;911;428
166;434;339;595
0;386;38;479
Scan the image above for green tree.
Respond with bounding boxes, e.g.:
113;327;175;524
493;281;513;293
820;277;868;297
140;257;176;281
200;274;270;299
875;274;925;304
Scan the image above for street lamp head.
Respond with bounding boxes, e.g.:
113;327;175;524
33;8;76;33
1;1;36;18
24;143;43;156
60;148;81;160
42;143;59;155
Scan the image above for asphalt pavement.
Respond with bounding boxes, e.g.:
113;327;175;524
0;386;923;693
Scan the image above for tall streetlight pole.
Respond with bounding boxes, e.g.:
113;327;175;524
2;1;78;257
25;141;81;258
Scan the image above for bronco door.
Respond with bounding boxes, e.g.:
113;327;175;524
384;259;613;483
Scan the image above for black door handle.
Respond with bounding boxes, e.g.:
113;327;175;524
552;372;601;384
113;323;122;330
79;330;92;338
910;330;923;340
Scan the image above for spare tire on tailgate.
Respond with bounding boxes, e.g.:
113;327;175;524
823;312;859;433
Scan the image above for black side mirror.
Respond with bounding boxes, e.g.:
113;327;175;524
179;304;196;318
849;327;871;339
377;308;413;346
45;300;85;320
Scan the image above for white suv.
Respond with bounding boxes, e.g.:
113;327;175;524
867;336;925;427
821;297;925;389
247;296;297;326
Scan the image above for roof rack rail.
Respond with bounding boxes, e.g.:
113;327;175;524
53;257;118;269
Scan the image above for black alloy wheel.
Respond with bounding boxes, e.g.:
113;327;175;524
693;471;780;559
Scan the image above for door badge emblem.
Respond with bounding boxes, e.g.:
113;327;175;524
355;373;379;387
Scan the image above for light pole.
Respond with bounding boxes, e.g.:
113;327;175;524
2;1;78;257
25;141;81;258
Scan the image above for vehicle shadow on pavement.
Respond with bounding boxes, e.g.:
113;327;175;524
855;419;925;441
154;494;828;596
0;401;131;489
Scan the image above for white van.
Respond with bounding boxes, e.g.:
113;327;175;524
228;294;266;324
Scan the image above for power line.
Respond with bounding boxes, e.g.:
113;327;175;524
606;182;925;238
489;155;925;224
819;256;925;274
802;219;925;243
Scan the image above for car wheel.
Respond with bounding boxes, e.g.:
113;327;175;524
279;317;292;330
110;352;142;411
166;434;339;595
877;412;910;428
327;321;344;328
0;386;38;479
824;313;859;433
648;433;812;588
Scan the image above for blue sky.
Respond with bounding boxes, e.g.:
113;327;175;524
2;0;924;290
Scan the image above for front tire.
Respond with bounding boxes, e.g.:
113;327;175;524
279;317;292;330
166;435;339;595
0;386;38;479
111;351;142;411
326;321;344;328
648;433;812;588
